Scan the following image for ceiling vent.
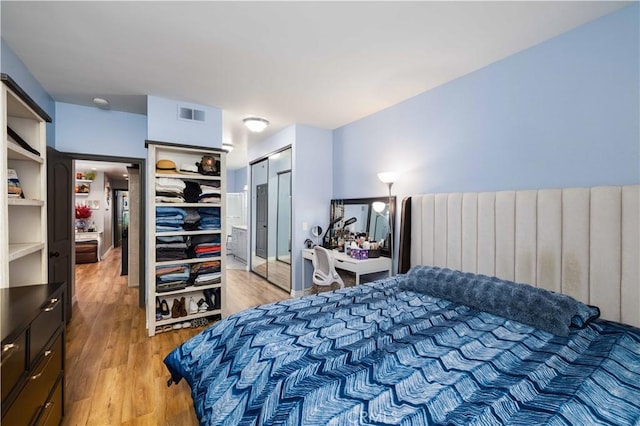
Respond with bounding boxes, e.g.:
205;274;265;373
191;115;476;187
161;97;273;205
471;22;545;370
178;106;205;122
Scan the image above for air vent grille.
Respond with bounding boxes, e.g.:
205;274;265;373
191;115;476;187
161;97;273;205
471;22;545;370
178;106;205;122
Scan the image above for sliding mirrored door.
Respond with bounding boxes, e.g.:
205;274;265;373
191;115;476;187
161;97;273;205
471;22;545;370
249;147;292;291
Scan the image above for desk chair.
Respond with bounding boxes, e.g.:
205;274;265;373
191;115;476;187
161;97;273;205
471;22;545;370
312;246;345;293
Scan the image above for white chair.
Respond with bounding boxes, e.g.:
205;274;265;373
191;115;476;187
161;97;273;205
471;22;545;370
312;246;345;292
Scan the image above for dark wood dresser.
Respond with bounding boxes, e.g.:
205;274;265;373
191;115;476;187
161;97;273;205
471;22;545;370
1;282;65;425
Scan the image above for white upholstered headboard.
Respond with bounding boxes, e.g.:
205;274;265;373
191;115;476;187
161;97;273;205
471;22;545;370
399;185;640;328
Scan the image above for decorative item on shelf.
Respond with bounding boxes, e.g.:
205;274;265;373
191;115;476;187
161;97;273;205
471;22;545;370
196;154;220;176
75;183;90;194
7;168;24;199
75;204;92;232
85;171;96;181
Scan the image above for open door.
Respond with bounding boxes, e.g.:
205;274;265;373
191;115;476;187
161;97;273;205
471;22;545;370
47;147;73;322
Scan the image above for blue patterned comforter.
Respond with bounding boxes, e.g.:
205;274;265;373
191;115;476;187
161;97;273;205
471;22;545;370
164;276;640;425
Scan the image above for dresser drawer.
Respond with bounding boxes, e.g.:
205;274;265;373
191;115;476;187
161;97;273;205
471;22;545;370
2;332;63;426
35;376;63;426
1;329;27;402
30;296;63;364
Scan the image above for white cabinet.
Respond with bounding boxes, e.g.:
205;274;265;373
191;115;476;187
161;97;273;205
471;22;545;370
231;225;247;263
146;141;226;336
1;74;50;288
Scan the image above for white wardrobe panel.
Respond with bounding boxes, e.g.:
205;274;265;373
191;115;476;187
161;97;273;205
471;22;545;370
447;193;463;270
434;194;448;267
590;187;622;322
410;196;424;268
495;191;516;281
561;188;590;303
421;195;435;266
515;190;537;285
621;185;640;326
536;189;562;293
477;192;496;276
462;193;478;273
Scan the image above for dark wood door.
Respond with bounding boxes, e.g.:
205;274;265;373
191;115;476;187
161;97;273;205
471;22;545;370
47;147;73;322
256;183;268;259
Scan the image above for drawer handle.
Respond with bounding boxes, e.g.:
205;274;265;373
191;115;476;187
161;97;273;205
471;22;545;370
43;298;61;312
31;350;54;380
1;343;18;366
38;401;55;425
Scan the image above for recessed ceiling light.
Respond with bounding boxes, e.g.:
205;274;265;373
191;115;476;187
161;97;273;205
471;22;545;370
243;117;269;133
222;143;234;153
93;97;109;107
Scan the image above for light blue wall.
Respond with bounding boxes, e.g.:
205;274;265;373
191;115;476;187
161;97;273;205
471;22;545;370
231;167;248;193
55;102;147;158
293;125;333;292
333;4;640;201
1;38;56;147
147;95;222;148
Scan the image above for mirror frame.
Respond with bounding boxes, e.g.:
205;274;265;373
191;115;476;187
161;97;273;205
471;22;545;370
327;196;396;257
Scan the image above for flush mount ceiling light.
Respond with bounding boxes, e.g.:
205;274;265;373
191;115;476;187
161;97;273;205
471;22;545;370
92;97;109;108
243;117;269;133
222;143;234;153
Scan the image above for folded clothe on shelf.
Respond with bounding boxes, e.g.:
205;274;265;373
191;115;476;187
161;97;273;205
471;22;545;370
183;181;202;203
198;207;221;230
156;247;188;261
193;272;222;286
190;234;220;246
156;194;185;203
198;184;221;204
157;206;187;218
157;235;185;243
156;281;187;293
190;261;222;285
183;208;201;231
156;177;185;195
194;243;221;258
156;224;185;232
156;264;189;283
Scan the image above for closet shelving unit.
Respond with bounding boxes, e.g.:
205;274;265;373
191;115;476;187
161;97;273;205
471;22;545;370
146;140;226;336
1;74;51;288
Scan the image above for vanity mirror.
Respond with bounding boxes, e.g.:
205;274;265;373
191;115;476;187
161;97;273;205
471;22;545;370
327;197;396;256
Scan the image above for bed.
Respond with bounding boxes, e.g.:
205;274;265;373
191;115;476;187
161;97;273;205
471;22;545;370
164;185;640;425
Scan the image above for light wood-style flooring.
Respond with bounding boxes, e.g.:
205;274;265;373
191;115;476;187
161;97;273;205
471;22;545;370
64;249;289;425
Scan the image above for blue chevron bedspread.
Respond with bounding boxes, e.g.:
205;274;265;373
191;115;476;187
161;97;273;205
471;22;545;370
164;274;640;425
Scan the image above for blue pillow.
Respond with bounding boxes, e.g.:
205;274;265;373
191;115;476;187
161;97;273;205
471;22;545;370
400;266;600;336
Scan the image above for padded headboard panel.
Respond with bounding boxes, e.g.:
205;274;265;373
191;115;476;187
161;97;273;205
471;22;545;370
399;185;640;328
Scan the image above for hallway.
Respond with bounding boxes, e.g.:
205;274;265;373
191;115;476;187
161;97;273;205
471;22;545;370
64;249;289;425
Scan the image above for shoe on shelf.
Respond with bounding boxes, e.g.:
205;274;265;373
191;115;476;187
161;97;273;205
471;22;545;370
160;299;170;318
156;297;161;315
182;321;191;328
179;297;188;317
189;297;198;314
203;289;215;311
198;301;209;313
155;326;164;334
163;325;173;333
172;323;182;330
171;299;181;318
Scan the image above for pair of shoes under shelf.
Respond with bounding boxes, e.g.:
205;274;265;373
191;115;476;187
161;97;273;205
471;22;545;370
171;297;188;318
172;321;192;330
190;317;209;328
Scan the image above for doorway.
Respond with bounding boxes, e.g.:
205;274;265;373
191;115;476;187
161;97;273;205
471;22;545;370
69;154;145;307
250;147;292;292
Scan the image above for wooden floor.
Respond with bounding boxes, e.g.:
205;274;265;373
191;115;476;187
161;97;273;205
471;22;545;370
63;249;289;426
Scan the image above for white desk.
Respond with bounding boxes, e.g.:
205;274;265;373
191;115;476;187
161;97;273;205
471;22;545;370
302;248;391;287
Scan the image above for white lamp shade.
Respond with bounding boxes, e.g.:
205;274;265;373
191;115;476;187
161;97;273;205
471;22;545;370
372;201;386;213
377;171;398;184
243;117;269;132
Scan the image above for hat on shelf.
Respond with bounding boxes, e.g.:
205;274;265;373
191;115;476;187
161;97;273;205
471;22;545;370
179;163;199;174
156;159;178;174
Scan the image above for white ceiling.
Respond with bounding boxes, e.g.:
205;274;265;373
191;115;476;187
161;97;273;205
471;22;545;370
1;1;629;169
